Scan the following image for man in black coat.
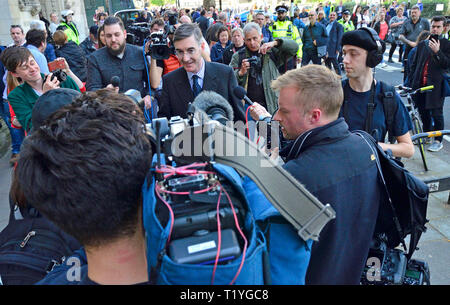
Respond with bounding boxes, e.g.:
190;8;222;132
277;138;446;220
248;65;382;284
157;23;244;122
408;15;450;152
55;39;88;82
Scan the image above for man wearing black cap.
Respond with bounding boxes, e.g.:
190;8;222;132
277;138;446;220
340;28;414;158
269;5;302;72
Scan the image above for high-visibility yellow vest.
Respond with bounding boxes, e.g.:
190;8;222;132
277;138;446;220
338;19;355;32
269;20;303;58
59;22;80;45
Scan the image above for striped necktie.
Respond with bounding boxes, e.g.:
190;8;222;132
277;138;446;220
192;74;201;97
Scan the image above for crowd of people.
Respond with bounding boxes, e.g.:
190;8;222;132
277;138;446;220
0;1;449;285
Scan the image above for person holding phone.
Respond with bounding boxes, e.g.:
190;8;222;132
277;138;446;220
408;16;450;152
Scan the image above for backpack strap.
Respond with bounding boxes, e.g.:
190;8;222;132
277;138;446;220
379;81;398;144
353;131;407;252
364;81;376;137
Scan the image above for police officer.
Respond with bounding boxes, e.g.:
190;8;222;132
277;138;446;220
338;10;355;32
57;10;80;45
337;10;355;64
269;5;302;72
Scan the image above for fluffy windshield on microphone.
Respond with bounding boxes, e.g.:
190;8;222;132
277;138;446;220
192;91;234;122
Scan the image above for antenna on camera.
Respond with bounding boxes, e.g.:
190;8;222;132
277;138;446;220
155;119;162;171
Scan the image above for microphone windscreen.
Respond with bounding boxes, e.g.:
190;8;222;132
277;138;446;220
192;91;234;122
111;76;120;87
233;86;247;100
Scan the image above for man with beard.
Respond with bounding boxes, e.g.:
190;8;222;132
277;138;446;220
86;16;151;105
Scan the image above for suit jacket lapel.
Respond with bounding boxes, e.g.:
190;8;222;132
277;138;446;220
202;62;217;92
176;68;194;103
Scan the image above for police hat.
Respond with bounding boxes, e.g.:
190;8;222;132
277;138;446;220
275;5;289;13
343;10;350;15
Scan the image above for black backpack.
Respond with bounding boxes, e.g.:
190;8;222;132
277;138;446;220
355;131;429;259
0;214;81;285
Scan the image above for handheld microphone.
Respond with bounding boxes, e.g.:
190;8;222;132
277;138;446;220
110;76;120;88
233;86;253;105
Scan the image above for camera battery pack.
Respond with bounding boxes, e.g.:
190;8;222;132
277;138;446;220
168;229;241;265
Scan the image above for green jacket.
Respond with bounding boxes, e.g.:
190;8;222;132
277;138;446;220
229;38;299;115
8;74;80;131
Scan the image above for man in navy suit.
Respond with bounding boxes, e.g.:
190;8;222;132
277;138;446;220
324;11;344;75
157;23;245;122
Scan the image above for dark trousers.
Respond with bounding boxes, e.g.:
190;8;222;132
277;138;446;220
403;45;412;82
325;57;341;75
388;42;404;61
302;48;321;66
416;95;445;142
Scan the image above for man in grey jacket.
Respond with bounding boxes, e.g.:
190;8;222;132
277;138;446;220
86;16;151;105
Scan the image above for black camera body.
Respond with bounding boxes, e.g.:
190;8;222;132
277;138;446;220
246;55;261;67
147;31;171;60
360;236;430;285
44;69;67;83
126;23;150;46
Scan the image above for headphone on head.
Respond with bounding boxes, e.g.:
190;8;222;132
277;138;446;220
359;27;385;68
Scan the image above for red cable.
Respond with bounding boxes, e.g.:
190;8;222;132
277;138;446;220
218;182;248;285
245;105;254;141
211;188;223;285
155;184;175;246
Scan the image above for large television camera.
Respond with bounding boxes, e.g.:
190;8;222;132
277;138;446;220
126;21;150;46
147;30;171;60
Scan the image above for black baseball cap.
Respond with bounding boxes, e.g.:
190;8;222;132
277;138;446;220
31;88;81;132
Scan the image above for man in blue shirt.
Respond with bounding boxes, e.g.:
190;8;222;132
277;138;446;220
301;10;328;66
25;29;49;74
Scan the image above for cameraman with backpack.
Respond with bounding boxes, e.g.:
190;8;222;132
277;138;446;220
340;27;414;158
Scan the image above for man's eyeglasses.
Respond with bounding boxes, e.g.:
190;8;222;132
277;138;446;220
175;48;197;57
